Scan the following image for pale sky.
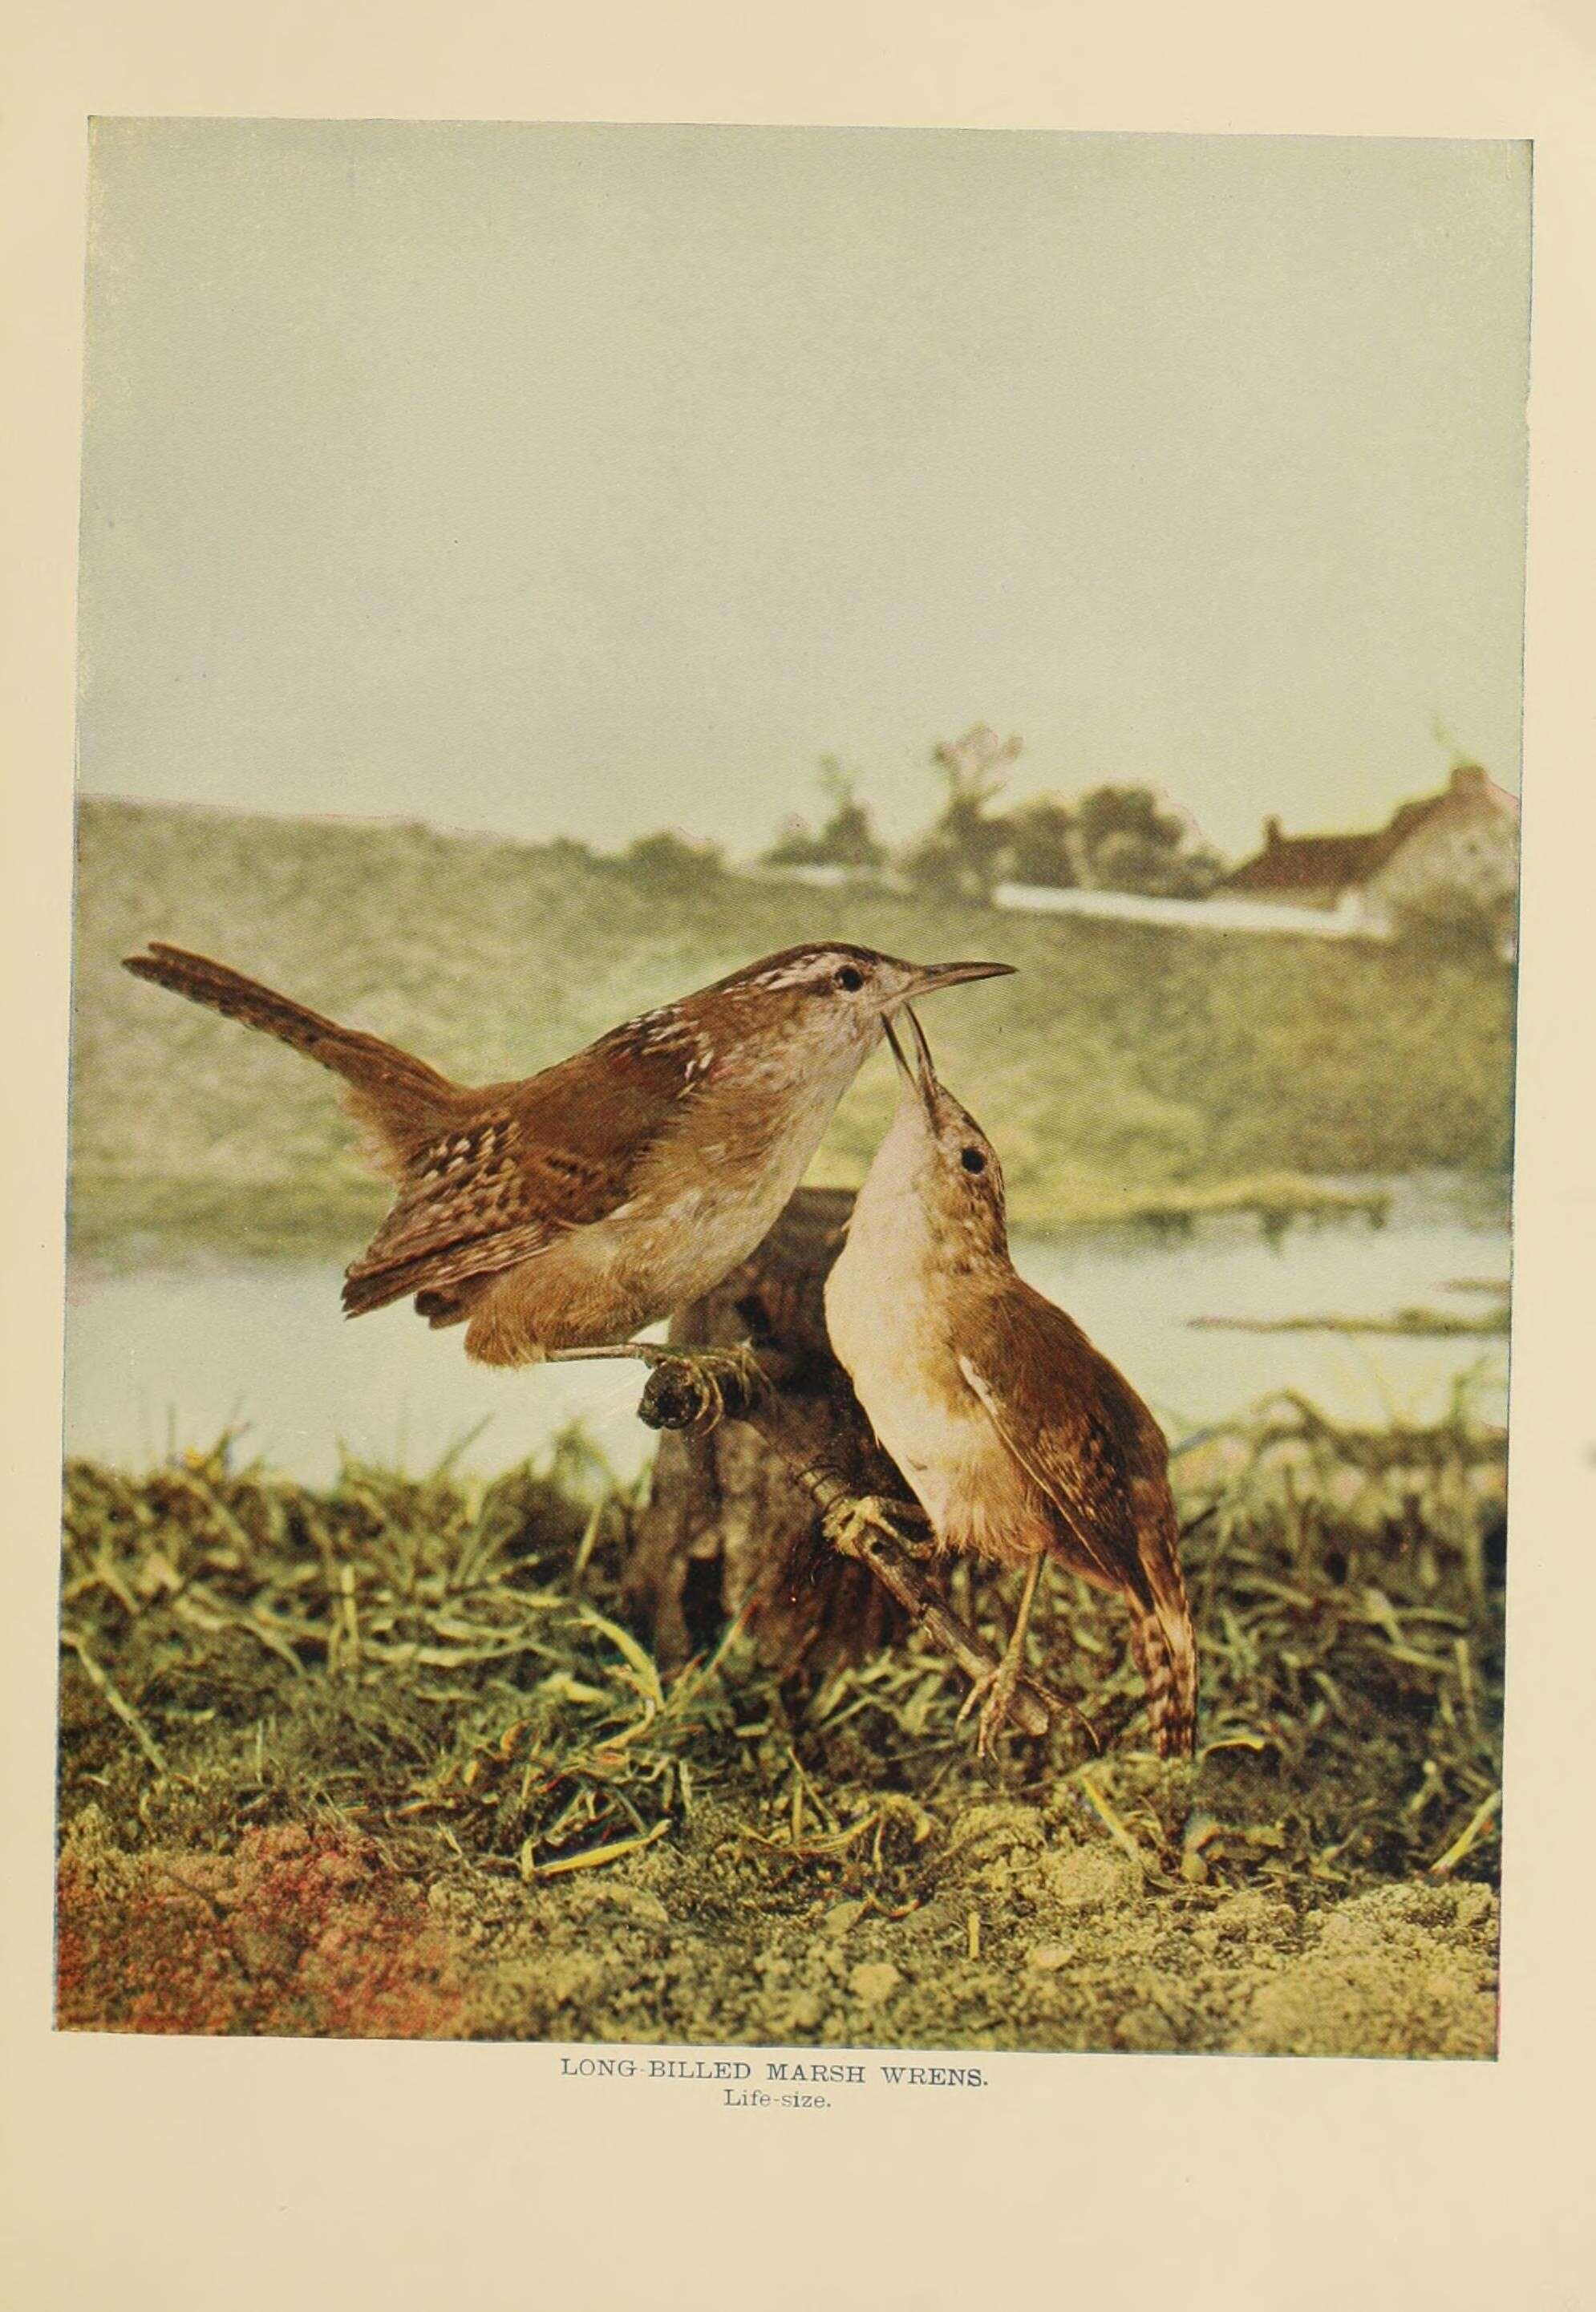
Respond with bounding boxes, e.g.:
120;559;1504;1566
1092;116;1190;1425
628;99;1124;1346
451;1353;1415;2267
77;123;1529;861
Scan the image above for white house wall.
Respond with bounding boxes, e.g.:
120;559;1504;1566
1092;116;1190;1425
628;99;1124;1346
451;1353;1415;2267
1366;809;1520;928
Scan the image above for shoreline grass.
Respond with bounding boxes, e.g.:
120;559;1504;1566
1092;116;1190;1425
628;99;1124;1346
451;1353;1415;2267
57;1391;1505;2053
1189;1302;1509;1338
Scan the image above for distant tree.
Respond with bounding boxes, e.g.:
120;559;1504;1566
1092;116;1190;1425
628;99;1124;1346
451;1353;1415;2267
764;759;887;873
902;725;1022;905
764;816;817;867
998;795;1077;889
543;835;600;873
812;761;888;872
621;829;728;895
1072;785;1225;898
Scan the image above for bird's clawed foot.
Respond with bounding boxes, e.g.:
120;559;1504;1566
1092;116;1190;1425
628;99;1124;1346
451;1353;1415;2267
821;1493;937;1563
552;1340;764;1432
958;1553;1046;1758
957;1655;1025;1758
643;1343;764;1432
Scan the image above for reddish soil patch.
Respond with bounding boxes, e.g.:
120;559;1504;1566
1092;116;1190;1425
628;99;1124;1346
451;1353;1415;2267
56;1814;467;2039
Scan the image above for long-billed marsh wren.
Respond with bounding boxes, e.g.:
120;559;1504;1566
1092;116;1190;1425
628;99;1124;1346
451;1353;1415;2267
123;940;1012;1370
824;1008;1197;1759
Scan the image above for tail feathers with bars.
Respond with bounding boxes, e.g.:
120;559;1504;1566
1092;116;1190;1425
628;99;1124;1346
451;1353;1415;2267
122;942;464;1174
1128;1476;1198;1759
1129;1598;1198;1759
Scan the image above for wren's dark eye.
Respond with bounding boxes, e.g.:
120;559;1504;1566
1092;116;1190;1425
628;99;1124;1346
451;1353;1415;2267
961;1147;987;1175
834;965;865;992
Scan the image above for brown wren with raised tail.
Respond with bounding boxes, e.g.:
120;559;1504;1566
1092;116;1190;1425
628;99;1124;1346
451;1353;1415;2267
122;940;1013;1371
824;1006;1197;1759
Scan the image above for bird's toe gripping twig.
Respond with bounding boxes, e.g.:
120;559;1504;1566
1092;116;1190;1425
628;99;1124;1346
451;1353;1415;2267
636;1342;765;1435
820;1493;938;1563
956;1661;1024;1759
622;1343;1059;1744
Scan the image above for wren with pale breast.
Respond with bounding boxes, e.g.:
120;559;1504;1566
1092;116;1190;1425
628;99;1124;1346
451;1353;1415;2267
124;939;1013;1371
825;1008;1197;1758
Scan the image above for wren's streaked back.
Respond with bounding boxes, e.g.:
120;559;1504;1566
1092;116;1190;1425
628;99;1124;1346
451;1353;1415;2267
824;1009;1197;1759
122;940;1012;1367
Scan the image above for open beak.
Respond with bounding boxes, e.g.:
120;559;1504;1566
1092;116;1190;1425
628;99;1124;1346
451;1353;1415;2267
881;1005;939;1116
901;958;1015;999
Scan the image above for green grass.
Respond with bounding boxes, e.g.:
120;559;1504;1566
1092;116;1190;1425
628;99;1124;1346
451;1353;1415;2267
55;1391;1505;2052
70;797;1516;1255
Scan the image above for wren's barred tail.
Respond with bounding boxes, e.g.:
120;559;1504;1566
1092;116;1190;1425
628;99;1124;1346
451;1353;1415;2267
1128;1476;1198;1759
121;942;464;1175
1129;1602;1198;1760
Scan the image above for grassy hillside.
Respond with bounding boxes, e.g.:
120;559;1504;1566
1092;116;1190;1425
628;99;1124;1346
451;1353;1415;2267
69;798;1516;1256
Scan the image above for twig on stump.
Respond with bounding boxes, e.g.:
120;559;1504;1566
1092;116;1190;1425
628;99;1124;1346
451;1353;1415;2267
634;1344;1055;1739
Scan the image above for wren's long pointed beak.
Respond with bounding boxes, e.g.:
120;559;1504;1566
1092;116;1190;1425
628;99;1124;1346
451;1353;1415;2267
882;1006;940;1116
900;958;1015;1000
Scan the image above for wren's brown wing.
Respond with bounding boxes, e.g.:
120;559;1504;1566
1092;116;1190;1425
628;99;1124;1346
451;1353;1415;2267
959;1277;1199;1758
955;1279;1166;1599
341;1007;705;1320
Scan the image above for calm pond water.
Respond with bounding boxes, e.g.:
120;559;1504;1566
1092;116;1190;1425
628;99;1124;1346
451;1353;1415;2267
63;1175;1509;1488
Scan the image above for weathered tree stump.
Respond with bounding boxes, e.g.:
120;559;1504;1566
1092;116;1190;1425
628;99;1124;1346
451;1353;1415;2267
622;1188;906;1677
620;1187;1055;1734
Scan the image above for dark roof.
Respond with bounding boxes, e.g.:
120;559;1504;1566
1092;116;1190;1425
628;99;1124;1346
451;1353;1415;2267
1225;830;1395;896
1222;768;1516;898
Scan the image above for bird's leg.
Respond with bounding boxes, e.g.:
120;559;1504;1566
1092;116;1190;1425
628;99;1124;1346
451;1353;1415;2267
548;1341;764;1431
958;1551;1047;1757
821;1494;938;1564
